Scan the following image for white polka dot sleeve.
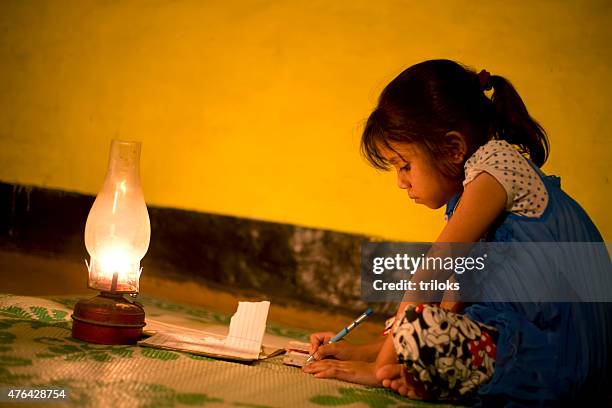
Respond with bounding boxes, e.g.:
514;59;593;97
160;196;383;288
463;140;549;218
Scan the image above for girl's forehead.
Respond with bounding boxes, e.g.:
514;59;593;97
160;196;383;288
378;141;419;161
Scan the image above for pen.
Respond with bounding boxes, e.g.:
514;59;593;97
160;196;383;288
305;308;373;364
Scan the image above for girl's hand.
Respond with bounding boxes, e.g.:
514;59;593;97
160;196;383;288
309;332;383;362
303;360;381;387
309;332;336;355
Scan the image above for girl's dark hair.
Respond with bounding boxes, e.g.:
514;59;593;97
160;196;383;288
361;59;549;179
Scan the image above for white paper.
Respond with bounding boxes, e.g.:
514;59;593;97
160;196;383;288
224;300;270;355
139;301;271;361
144;319;224;339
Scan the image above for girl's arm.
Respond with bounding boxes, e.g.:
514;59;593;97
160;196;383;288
305;173;507;385
436;172;507;243
376;171;507;369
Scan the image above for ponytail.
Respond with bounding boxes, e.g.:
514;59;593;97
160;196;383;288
488;75;549;167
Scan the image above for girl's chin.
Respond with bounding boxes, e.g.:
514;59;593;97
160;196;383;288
412;197;443;210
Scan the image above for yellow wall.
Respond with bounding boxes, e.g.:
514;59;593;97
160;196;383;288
0;1;610;241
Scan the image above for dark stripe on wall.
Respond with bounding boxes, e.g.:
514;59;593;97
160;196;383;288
0;181;390;313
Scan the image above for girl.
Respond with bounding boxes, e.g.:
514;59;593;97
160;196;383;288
303;59;611;406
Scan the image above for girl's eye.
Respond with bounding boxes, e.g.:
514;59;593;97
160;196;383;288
401;164;411;172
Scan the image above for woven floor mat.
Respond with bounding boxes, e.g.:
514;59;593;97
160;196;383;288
0;294;459;407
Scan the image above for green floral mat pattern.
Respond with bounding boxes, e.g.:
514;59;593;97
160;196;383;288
0;294;458;408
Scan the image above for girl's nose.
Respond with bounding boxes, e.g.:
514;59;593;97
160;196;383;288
397;173;410;190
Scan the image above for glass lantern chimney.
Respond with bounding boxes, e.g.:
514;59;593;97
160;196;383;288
84;140;150;293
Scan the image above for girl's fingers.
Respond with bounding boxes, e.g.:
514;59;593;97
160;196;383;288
313;362;353;382
305;361;381;387
302;361;324;373
314;367;338;379
309;334;322;354
304;360;342;377
303;360;337;374
313;343;338;360
309;332;334;354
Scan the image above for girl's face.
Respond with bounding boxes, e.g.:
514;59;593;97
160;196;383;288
379;142;461;209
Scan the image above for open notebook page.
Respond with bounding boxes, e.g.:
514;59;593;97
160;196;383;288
139;301;271;361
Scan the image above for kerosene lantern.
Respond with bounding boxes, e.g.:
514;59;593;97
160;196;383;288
72;140;150;344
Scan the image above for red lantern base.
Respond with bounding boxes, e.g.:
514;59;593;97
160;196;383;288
71;292;146;345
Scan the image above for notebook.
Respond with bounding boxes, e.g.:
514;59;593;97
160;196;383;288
282;341;311;367
138;301;281;361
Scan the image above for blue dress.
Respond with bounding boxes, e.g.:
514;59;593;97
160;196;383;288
445;164;612;406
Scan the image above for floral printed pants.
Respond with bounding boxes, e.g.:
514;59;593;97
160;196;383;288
392;304;498;400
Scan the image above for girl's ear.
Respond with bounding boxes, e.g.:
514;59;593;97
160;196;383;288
444;131;468;164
